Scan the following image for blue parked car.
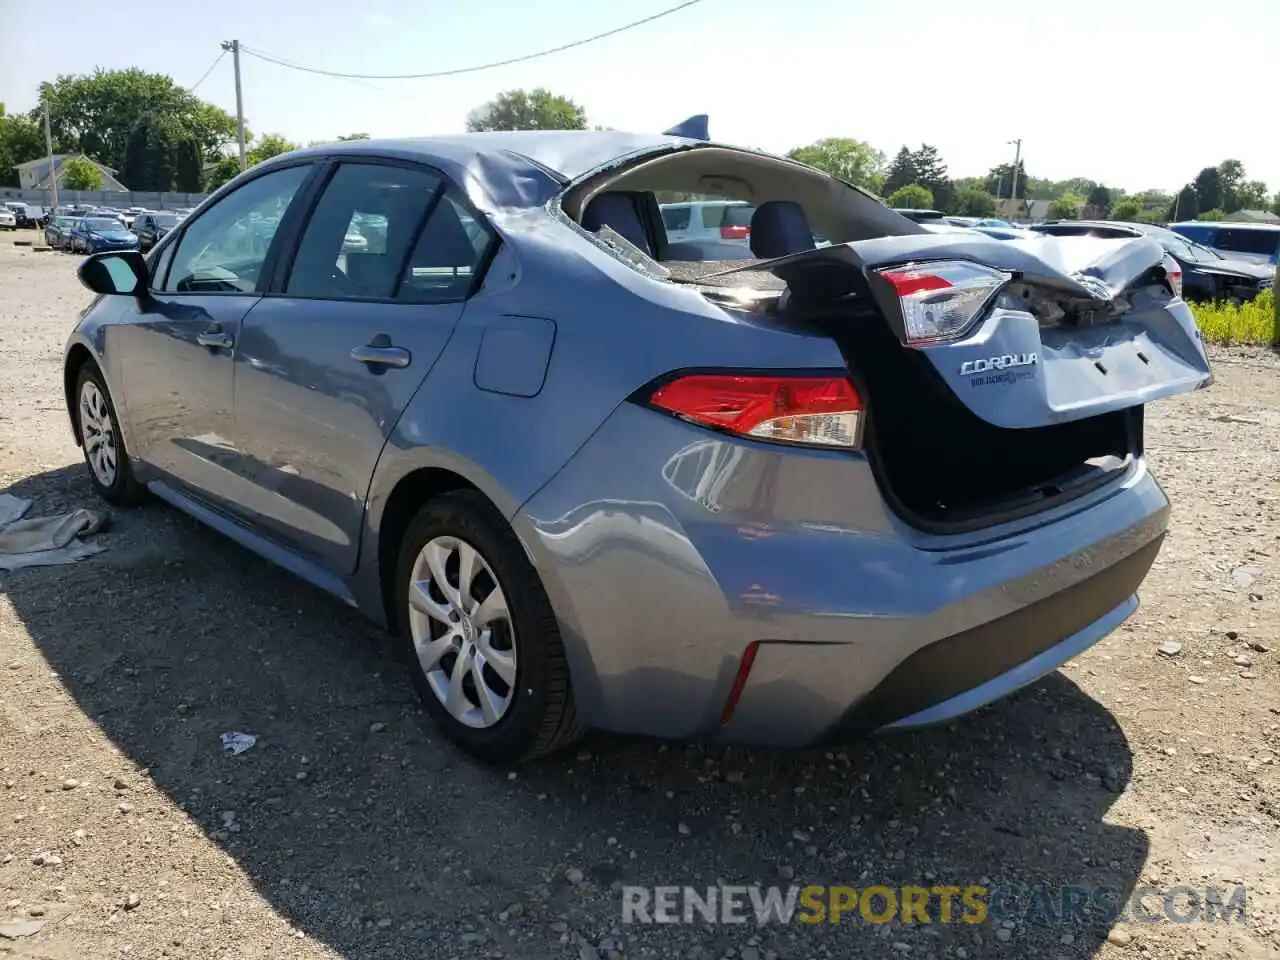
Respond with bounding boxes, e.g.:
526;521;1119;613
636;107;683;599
64;124;1211;764
69;216;141;255
1168;221;1280;267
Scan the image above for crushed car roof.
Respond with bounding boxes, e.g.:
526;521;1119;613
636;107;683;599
276;130;700;210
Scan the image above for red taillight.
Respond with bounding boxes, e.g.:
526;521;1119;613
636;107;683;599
720;641;760;726
1161;253;1183;300
880;269;953;297
648;374;863;448
721;224;750;240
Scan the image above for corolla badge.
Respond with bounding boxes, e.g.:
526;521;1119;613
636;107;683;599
959;352;1039;376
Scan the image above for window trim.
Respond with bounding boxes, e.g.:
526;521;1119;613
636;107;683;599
151;158;325;297
263;154;501;305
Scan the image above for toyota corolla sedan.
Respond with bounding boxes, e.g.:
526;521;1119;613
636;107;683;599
64;122;1211;764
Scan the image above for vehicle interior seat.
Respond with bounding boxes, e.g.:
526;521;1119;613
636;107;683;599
581;191;654;256
749;200;817;259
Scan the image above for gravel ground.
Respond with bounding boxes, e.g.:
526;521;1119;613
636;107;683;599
1;240;1278;960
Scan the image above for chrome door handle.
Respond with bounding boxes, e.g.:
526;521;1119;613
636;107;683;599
197;330;234;350
351;344;411;369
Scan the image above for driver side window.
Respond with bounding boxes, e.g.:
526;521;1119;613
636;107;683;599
163;164;312;294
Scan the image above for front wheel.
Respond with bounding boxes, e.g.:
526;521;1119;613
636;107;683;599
73;362;146;506
394;490;582;764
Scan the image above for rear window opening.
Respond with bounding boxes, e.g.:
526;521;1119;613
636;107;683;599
562;144;921;267
797;299;1136;532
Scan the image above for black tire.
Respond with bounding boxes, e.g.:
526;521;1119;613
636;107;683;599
394;490;583;764
73;361;147;506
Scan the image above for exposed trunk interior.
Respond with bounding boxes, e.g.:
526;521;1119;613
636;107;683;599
796;299;1136;532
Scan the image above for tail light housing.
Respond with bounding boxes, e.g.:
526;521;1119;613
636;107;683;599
1160;253;1183;300
646;373;863;448
876;260;1010;345
721;224;750;240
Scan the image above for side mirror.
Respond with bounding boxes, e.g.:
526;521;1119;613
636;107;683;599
77;250;149;297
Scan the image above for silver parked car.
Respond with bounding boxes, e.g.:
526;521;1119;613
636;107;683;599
64;127;1211;765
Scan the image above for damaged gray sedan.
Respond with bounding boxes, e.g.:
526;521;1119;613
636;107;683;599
64;120;1211;764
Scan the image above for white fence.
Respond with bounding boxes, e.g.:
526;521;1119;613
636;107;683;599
0;187;209;211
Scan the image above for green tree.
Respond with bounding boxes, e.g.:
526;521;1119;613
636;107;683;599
0;110;45;187
60;155;103;191
909;144;953;212
1110;198;1141;221
786;137;886;193
205;155;241;191
1085;184;1112;215
1196;208;1226;222
119;113;175;191
1272;192;1280;217
1234;180;1269;211
174;138;202;192
1046;193;1084;220
1192;166;1223;213
465;88;587;132
1217;159;1245;212
954;186;996;217
247;133;300;166
985;161;1030;200
1170;184;1199;221
37;69;236;173
887;184;934;209
882;146;918;196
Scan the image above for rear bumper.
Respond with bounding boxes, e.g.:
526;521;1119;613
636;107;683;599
515;402;1170;747
727;533;1160;747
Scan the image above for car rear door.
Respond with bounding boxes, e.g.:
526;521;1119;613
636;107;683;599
109;162;319;510
230;158;494;574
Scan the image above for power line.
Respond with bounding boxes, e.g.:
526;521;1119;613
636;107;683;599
239;0;707;80
189;51;226;92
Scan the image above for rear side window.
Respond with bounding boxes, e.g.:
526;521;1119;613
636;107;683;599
285;162;440;300
398;194;495;303
1214;228;1280;257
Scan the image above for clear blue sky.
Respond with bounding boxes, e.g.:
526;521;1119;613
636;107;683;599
3;0;1278;194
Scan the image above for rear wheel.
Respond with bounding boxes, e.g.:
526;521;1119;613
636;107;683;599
74;362;146;506
394;490;582;764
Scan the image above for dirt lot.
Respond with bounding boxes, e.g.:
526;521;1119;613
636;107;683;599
0;240;1278;960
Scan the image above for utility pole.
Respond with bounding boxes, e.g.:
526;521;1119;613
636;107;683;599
1007;138;1023;215
221;39;247;171
41;92;59;212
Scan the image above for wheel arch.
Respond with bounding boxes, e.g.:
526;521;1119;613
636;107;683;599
64;340;98;446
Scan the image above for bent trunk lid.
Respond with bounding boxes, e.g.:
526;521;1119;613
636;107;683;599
707;233;1212;429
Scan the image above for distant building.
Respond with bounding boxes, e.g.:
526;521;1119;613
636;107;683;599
1225;209;1280;224
14;154;128;192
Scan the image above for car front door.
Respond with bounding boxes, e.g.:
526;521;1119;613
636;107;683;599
109;162;318;510
230;159;494;574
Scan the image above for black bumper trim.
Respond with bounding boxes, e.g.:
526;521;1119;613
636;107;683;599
826;533;1165;738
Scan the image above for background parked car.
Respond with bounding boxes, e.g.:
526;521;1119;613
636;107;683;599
1030;220;1273;303
44;216;79;250
1168;221;1280;267
660;200;755;246
4;202;38;228
0;208;15;230
69;216;141;254
132;211;184;250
